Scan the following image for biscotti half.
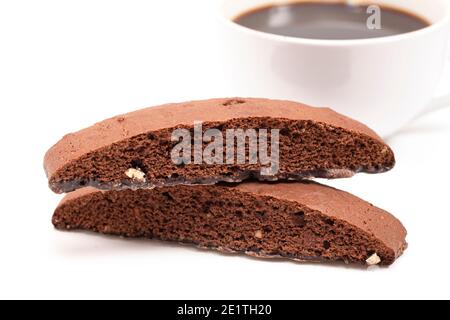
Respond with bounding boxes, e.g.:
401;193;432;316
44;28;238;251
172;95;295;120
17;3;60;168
53;181;407;266
45;98;395;193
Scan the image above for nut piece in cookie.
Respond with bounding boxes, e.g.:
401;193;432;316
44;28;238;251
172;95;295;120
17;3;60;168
366;253;381;266
125;168;146;182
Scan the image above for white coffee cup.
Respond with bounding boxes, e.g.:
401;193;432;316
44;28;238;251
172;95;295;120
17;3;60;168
218;0;450;137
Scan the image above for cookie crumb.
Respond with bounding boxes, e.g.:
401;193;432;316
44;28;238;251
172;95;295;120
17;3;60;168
125;168;146;182
366;253;381;266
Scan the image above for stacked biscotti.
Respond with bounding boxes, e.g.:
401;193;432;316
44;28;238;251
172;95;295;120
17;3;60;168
44;98;407;266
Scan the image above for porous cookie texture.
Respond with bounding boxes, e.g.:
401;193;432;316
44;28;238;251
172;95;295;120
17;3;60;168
44;98;395;194
53;181;407;266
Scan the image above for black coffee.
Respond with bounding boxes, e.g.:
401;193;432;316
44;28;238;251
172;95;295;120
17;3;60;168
234;2;429;40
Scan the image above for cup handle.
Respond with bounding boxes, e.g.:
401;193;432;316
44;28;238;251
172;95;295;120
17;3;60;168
416;50;450;117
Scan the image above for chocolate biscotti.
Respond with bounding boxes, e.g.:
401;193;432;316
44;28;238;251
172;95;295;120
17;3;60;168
45;98;395;194
53;181;407;266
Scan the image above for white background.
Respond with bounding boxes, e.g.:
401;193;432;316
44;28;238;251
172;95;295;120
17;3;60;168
1;0;450;300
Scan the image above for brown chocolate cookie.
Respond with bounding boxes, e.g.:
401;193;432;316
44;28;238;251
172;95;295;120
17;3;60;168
45;98;395;193
53;181;407;266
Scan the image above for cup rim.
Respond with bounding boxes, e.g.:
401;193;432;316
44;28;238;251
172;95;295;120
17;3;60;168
218;0;450;47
